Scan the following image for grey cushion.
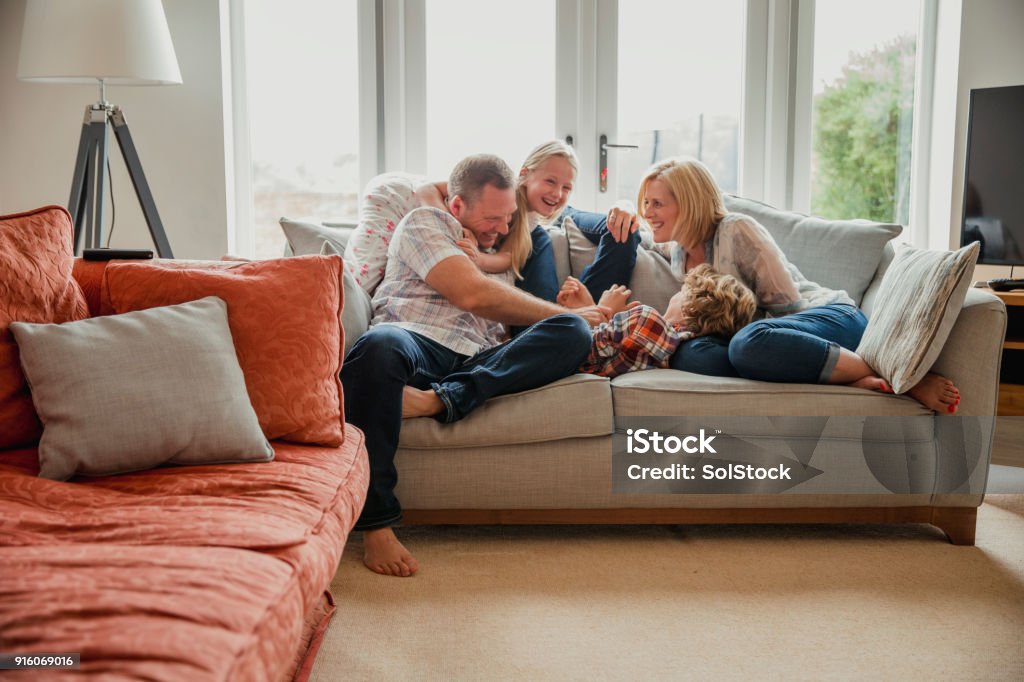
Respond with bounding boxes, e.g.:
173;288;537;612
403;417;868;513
10;297;274;481
280;216;352;257
856;242;981;394
723;195;902;305
565;216;679;312
545;225;571;287
319;241;373;353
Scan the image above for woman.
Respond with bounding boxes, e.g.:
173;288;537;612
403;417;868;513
637;157;960;413
418;140;642;304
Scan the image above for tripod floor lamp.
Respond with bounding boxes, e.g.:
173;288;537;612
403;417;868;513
17;0;182;258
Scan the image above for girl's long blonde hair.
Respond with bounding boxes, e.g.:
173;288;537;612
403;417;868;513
504;141;579;279
637;157;726;251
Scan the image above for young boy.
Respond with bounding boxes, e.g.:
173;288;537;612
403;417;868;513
558;264;757;378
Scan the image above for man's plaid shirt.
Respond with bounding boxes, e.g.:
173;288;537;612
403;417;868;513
579;305;694;378
370;207;512;356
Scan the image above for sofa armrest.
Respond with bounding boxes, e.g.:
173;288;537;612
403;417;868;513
931;288;1007;416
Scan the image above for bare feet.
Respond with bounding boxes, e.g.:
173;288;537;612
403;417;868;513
363;527;419;577
401;386;443;418
848;375;892;393
907;373;961;414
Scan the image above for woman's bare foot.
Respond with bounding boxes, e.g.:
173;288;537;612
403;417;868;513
401;386;443;418
907;373;961;413
363;528;419;577
848;375;892;393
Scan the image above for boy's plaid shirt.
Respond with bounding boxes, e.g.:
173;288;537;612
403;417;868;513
579;305;694;378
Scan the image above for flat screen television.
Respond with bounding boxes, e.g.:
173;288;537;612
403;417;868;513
960;84;1024;266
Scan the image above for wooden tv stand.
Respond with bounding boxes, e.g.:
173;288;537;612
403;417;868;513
993;289;1024;416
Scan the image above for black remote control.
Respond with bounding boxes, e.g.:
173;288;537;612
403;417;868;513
83;248;155;261
987;278;1024;292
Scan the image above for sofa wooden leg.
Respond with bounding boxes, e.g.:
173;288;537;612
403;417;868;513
931;507;977;545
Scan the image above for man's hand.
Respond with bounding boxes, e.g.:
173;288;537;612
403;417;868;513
557;276;595;308
598;284;632;315
573;304;613;328
607;203;640;243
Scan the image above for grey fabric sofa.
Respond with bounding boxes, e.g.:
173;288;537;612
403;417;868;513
281;196;1007;545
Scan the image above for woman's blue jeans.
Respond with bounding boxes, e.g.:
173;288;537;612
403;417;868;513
670;303;867;383
341;314;592;531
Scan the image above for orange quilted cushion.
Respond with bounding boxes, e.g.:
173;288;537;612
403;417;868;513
0;206;89;449
101;256;346;446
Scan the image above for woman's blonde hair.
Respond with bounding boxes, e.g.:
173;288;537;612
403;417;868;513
678;264;756;338
504;141;580;279
636;157;726;251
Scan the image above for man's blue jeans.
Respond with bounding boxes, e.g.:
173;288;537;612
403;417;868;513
670;303;867;383
341;314;592;531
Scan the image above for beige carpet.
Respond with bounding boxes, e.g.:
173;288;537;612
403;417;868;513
313;497;1024;681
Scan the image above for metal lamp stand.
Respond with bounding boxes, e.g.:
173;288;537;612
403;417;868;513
68;87;174;257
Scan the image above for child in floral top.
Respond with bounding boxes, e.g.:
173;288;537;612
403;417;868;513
558;264;756;378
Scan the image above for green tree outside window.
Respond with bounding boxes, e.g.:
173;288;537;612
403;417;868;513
811;35;916;224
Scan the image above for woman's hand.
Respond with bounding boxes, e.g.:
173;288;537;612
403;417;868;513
606;202;640;243
557;276;595;308
597;284;632;315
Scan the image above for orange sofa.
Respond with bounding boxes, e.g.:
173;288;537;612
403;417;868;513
0;250;368;681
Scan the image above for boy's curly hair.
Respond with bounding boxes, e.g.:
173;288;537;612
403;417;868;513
679;264;757;337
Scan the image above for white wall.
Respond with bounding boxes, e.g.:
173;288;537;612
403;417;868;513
0;0;231;259
950;0;1024;280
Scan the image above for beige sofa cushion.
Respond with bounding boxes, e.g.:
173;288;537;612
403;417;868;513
610;369;931;418
399;374;612;449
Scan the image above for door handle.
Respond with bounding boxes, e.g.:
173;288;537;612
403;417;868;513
599;134;639;193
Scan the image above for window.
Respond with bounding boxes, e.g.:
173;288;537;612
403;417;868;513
614;0;745;202
423;0;556;179
243;0;360;258
809;0;922;223
231;0;939;253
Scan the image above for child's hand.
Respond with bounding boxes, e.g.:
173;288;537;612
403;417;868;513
557;276;594;308
457;228;480;262
598;284;632;314
457;238;479;262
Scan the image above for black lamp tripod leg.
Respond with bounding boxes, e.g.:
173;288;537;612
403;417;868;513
110;109;174;258
66;104;174;258
68;122;91;254
92;117;109;249
69;114;107;254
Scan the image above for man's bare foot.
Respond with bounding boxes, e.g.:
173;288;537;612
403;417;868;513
849;375;892;392
401;386;443;418
907;373;961;413
363;527;419;577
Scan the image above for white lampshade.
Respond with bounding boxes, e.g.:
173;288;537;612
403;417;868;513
17;0;182;86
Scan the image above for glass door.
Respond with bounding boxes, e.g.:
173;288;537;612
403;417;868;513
589;0;747;212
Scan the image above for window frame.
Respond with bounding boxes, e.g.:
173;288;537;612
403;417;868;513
229;0;942;257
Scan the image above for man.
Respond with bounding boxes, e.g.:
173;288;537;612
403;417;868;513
341;154;608;577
